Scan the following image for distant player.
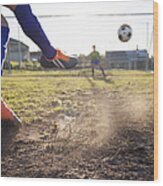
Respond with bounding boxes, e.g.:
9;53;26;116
88;45;106;78
1;4;78;125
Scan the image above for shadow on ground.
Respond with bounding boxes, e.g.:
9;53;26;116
1;121;20;155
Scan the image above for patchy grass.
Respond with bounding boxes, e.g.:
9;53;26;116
1;69;154;179
1;69;153;124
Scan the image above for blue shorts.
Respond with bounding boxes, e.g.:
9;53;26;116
91;59;100;65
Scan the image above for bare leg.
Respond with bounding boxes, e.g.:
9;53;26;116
4;5;17;11
91;64;95;78
99;64;106;78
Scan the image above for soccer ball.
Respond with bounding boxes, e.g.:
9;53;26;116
118;24;132;42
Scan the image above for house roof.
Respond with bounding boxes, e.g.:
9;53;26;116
8;38;29;49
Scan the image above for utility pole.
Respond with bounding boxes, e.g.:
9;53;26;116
149;29;154;56
146;22;149;51
146;22;151;71
8;43;11;74
18;26;22;68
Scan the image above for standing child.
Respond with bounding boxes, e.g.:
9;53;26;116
88;45;106;78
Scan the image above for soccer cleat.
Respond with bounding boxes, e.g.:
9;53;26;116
40;50;78;69
1;99;22;125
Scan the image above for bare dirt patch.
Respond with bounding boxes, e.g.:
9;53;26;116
1;87;153;180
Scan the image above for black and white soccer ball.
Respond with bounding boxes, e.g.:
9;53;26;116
118;24;132;42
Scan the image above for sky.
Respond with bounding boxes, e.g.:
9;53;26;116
1;0;154;56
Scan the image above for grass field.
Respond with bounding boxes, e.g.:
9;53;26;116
1;69;154;180
1;69;153;123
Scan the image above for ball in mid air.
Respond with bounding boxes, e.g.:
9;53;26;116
118;24;132;42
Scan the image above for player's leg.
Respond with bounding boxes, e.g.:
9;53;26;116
91;63;95;78
1;15;13;122
1;15;10;74
1;98;21;124
1;15;21;124
6;5;78;69
99;64;106;78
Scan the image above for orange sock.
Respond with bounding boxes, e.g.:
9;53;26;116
1;99;14;121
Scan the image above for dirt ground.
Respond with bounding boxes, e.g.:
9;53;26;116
1;73;154;180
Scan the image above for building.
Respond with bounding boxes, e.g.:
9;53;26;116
105;49;150;70
6;38;30;63
30;51;41;62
